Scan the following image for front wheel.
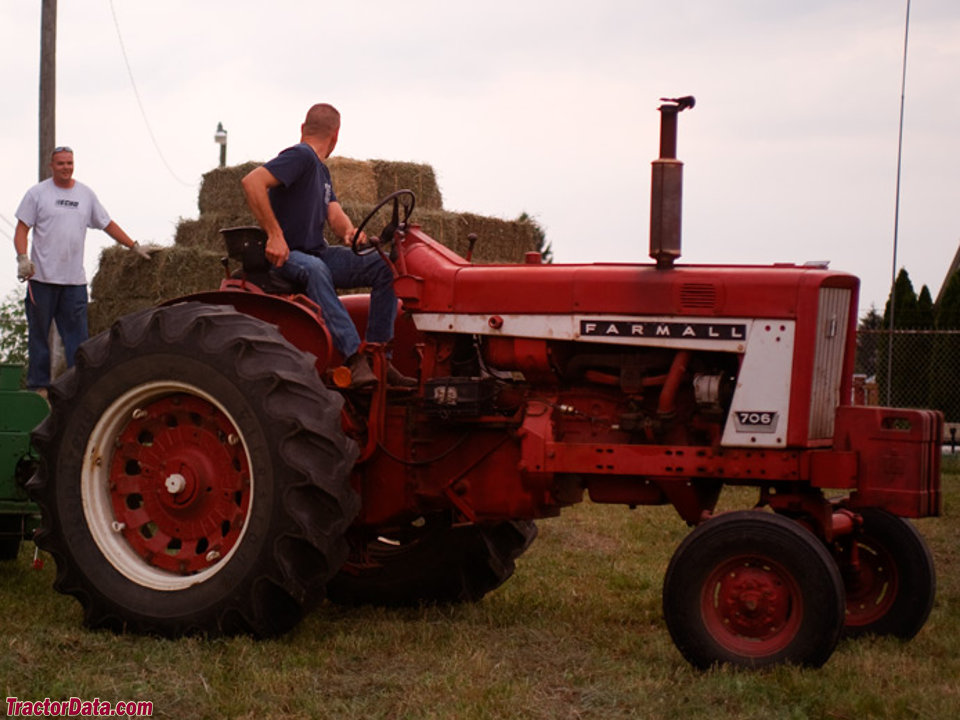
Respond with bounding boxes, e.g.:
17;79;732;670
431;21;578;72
663;511;845;669
29;302;359;637
840;508;935;639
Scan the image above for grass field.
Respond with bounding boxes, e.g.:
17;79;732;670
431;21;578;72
1;466;957;720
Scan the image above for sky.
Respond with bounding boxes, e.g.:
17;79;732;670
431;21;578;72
1;0;958;318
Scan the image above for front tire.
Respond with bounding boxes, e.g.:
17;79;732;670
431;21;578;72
29;302;359;637
663;511;845;669
840;508;935;639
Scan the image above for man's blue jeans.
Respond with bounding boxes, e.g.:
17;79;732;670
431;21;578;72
279;246;397;358
25;280;89;389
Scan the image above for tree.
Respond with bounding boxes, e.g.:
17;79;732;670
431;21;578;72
0;288;28;367
917;285;935;328
855;304;883;377
877;269;929;408
882;268;919;329
911;284;935;409
930;270;960;421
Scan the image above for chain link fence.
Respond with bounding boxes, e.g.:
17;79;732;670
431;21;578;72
856;328;960;448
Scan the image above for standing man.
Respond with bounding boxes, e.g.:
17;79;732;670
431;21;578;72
14;146;151;393
241;103;414;388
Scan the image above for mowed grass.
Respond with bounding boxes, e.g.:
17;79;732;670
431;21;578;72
2;466;958;720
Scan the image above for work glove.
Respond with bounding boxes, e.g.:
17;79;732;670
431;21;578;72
130;242;154;260
16;253;34;281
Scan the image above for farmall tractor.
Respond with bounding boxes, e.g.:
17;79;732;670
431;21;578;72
30;98;941;669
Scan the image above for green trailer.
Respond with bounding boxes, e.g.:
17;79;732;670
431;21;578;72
0;364;48;560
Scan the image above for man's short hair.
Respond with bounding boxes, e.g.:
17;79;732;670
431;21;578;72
303;104;340;137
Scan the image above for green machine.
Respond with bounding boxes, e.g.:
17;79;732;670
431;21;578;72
0;364;48;560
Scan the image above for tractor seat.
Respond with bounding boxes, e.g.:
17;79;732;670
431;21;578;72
220;226;304;295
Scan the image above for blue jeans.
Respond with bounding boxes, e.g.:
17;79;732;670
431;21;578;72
25;281;89;389
279;246;397;358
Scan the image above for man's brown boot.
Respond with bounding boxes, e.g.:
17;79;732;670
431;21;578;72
386;362;417;387
346;353;377;388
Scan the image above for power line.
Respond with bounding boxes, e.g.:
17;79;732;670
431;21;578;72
886;0;911;405
108;0;194;188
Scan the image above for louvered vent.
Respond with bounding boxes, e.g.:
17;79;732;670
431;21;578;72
808;287;852;439
680;283;717;309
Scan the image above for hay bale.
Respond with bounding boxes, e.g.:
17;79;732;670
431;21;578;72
88;297;157;336
328;202;538;263
174;214;254;251
155;246;227;299
327;157;379;205
91;246;159;301
197;162;261;217
197;158;442;220
447;212;540;263
370;160;443;210
92;245;225;305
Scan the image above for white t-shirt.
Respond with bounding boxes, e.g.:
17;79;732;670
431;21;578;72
15;178;111;285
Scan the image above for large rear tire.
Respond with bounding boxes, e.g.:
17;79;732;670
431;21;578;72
663;511;845;669
841;508;935;639
327;519;537;606
28;302;359;637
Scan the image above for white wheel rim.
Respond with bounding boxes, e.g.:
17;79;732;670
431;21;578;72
81;381;254;591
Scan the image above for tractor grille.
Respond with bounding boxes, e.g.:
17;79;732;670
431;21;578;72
808;287;852;439
680;283;717;309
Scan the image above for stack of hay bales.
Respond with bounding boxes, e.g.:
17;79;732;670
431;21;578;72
89;157;541;334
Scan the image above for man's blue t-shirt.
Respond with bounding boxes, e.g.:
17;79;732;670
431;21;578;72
264;143;338;254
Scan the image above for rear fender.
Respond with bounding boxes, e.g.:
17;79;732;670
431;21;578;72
162;290;333;373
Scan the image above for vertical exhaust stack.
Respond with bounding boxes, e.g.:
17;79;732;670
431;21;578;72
650;96;695;270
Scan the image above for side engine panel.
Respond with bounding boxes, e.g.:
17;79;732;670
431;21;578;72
413;311;800;448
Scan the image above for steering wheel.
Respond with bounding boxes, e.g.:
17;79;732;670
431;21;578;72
351;189;416;256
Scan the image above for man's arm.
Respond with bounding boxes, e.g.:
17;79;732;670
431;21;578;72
104;221;135;249
14;220;34;281
14;220;29;256
327;202;367;247
241;166;289;266
104;221;153;260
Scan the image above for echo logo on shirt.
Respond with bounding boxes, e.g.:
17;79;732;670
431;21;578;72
55;199;80;208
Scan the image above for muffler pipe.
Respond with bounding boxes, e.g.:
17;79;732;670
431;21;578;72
650;96;695;270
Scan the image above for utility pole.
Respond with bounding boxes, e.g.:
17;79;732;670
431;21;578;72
39;0;57;181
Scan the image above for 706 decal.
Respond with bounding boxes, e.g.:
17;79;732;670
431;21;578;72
733;411;779;433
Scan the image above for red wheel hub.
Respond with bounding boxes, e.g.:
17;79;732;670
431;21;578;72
701;556;803;656
844;539;898;627
108;393;251;574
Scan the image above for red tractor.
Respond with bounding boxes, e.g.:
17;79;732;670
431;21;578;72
29;98;941;669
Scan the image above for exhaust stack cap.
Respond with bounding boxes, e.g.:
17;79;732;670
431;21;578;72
650;96;695;270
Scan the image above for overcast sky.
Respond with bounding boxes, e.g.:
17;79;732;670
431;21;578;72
2;0;958;316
